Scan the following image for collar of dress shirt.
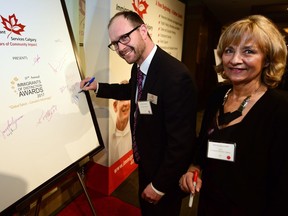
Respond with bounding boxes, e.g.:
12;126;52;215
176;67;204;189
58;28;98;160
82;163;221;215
138;45;157;76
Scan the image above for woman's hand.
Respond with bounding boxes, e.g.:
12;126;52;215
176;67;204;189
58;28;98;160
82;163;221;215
179;166;202;194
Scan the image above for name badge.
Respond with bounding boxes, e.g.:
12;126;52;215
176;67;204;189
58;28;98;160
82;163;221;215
147;93;158;105
207;140;236;162
138;101;153;115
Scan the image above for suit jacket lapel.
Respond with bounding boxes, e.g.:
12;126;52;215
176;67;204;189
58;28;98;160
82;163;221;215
141;47;161;100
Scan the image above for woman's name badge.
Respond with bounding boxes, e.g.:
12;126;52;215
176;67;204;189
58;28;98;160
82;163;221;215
138;101;153;115
207;140;236;162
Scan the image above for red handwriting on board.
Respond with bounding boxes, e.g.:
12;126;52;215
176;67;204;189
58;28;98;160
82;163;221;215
1;115;24;139
33;54;40;65
48;53;67;74
37;105;57;124
0;14;26;38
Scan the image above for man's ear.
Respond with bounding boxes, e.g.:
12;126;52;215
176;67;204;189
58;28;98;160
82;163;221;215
139;24;149;39
113;101;118;112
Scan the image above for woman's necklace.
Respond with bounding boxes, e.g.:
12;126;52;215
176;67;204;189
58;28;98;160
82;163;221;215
218;86;261;126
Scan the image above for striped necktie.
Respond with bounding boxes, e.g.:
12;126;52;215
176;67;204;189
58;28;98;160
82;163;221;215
132;68;143;163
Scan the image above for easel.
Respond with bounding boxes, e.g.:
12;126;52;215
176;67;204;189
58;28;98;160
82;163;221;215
15;163;98;216
76;166;97;216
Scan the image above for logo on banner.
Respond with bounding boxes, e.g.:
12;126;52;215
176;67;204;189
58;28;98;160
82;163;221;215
132;0;149;18
0;14;25;38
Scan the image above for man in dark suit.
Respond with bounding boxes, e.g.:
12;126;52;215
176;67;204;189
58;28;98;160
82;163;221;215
80;10;197;216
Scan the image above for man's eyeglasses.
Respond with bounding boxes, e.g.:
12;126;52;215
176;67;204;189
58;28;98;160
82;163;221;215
108;25;141;51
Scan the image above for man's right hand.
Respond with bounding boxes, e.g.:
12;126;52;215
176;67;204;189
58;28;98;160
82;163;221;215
80;77;98;92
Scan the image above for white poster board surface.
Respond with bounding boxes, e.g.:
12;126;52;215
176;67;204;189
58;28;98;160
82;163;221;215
0;0;103;211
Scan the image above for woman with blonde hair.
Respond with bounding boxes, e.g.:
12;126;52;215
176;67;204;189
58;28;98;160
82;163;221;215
179;15;288;216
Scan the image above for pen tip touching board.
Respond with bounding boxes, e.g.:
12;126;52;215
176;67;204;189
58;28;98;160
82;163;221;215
78;77;95;93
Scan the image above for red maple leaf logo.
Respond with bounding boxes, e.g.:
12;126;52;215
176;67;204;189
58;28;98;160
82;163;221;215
132;0;149;19
1;14;25;38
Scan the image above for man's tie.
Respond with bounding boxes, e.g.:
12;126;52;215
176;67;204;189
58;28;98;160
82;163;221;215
132;68;143;163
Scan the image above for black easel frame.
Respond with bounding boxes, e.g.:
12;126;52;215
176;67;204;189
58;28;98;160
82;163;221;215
77;168;97;216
